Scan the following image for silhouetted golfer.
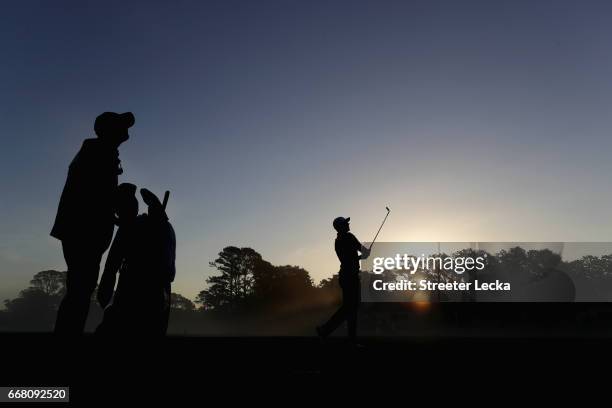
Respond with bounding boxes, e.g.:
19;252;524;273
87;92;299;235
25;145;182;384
317;216;370;344
96;186;176;335
52;112;134;334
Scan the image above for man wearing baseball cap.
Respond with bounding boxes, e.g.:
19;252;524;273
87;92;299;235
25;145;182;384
317;216;370;345
52;111;134;335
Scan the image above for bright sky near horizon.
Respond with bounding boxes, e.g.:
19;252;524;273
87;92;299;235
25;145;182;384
3;0;612;303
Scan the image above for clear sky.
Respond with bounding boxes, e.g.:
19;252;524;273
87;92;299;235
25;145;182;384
2;0;612;303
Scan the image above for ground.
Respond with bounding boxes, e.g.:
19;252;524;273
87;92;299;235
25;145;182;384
1;333;609;404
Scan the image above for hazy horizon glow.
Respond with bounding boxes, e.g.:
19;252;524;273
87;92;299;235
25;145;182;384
3;0;612;302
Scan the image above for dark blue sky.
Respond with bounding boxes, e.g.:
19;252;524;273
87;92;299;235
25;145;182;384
3;0;612;301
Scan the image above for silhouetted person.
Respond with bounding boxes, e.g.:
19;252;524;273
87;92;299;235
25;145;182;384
96;187;176;335
95;183;139;334
317;216;370;344
52;112;134;334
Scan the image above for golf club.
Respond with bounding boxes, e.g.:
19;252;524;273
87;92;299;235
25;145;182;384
162;190;170;210
369;206;390;251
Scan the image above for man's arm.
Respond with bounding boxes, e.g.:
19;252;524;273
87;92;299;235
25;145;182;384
351;233;371;259
359;244;371;260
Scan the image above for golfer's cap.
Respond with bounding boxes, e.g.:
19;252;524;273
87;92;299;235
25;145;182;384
333;216;350;231
94;112;135;136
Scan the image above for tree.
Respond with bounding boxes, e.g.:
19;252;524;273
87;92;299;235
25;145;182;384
30;270;67;297
195;247;263;310
170;293;195;311
498;247;529;272
2;270;67;331
319;274;339;290
526;249;561;278
252;262;314;305
195;247;320;313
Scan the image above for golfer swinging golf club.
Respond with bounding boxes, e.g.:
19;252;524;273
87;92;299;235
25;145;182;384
316;214;379;344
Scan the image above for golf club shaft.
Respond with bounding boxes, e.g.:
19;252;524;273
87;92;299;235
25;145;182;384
369;210;390;251
162;191;170;210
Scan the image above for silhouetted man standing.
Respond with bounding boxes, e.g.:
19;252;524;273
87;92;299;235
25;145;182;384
52;112;134;334
317;216;370;344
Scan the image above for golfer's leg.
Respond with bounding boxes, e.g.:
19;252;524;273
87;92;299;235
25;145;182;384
320;305;347;336
73;262;99;333
320;275;354;336
55;242;78;334
55;242;101;334
346;278;360;341
56;267;98;334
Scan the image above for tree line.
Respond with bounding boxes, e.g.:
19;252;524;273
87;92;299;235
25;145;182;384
3;246;612;334
0;246;341;334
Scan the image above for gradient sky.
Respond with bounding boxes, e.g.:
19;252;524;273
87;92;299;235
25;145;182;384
3;0;612;303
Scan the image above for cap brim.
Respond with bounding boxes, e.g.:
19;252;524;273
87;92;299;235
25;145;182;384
119;112;135;128
345;217;350;223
